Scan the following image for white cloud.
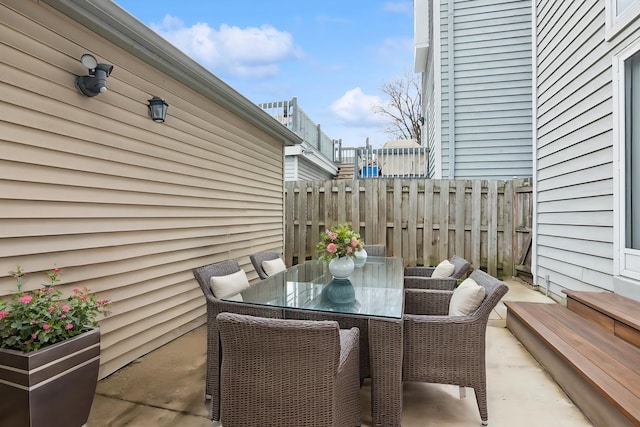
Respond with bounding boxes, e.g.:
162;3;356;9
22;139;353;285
329;88;385;126
150;15;302;77
377;37;414;61
382;1;413;15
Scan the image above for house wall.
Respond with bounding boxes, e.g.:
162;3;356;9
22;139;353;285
0;0;296;377
284;146;338;182
438;0;533;179
420;0;439;178
296;158;335;182
535;0;640;300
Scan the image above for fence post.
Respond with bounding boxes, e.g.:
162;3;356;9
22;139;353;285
284;178;532;276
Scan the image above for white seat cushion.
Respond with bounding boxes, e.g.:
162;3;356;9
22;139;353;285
210;270;250;301
432;259;456;278
262;258;286;277
448;277;486;316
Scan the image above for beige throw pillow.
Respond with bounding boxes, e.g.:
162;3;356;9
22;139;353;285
210;270;250;302
448;277;486;316
262;258;286;276
432;259;456;278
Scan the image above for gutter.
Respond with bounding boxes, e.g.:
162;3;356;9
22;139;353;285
40;0;303;147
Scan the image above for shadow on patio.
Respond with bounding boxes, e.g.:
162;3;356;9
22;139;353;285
88;278;593;427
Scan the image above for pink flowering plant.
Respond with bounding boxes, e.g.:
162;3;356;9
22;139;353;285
0;266;111;352
315;223;364;261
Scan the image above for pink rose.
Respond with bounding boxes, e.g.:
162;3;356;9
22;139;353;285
19;295;32;304
49;287;55;294
351;237;359;246
0;310;9;320
61;305;70;312
31;333;37;339
73;287;80;293
327;231;337;241
79;295;87;301
54;267;61;273
48;306;55;313
43;324;50;330
65;324;73;330
346;246;353;254
61;314;66;319
327;243;338;254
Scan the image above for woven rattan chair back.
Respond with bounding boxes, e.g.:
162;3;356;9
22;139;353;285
402;269;508;425
362;244;385;256
192;260;285;421
249;251;282;279
449;254;472;279
217;312;361;427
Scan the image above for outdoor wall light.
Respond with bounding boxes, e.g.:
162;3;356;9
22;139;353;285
418;116;425;126
148;96;169;122
76;54;114;97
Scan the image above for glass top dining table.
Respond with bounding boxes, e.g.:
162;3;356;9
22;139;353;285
220;256;406;427
225;256;405;319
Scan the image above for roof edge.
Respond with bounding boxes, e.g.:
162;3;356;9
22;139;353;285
41;0;303;146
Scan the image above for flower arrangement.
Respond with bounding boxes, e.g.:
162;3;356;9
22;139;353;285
315;223;364;261
0;266;111;352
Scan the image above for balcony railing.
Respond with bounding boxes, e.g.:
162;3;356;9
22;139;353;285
258;97;336;161
335;141;430;179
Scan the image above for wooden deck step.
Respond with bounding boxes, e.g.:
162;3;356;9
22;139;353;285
336;163;355;180
564;290;640;348
505;301;640;427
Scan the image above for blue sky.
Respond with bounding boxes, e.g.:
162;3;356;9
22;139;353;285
112;1;415;148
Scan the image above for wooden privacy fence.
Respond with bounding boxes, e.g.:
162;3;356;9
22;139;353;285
284;178;533;279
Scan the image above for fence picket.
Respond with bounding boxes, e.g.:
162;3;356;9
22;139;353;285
285;178;532;277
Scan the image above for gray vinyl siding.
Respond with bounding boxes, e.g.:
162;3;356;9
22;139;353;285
297;159;335;182
439;0;533;179
284;156;335;181
534;0;640;297
0;0;297;378
285;156;298;181
422;0;438;178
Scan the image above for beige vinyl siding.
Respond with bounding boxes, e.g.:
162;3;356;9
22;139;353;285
0;0;294;378
534;0;640;297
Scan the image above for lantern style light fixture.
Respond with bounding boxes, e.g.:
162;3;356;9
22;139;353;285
76;54;114;97
148;96;169;123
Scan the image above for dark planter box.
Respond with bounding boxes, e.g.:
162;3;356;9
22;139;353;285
0;328;101;427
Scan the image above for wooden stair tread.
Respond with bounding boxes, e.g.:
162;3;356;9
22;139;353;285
563;290;640;331
505;301;640;424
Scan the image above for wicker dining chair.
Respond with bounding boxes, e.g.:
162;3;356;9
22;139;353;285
192;260;284;421
404;254;472;290
217;312;361;427
362;244;385;256
402;269;508;426
249;251;283;279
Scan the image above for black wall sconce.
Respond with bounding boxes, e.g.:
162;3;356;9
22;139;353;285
418;116;425;126
148;96;169;123
76;54;114;97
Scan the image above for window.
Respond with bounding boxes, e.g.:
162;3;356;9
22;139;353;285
615;39;640;280
606;0;640;40
624;51;640;250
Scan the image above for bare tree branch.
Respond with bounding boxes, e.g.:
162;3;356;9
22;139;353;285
372;70;422;145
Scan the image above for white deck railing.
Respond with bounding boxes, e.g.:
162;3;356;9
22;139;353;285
258;97;336;161
335;143;430;179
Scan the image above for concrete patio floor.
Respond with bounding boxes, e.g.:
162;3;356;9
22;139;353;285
88;278;594;427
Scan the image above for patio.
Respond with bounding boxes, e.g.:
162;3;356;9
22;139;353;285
87;278;593;427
